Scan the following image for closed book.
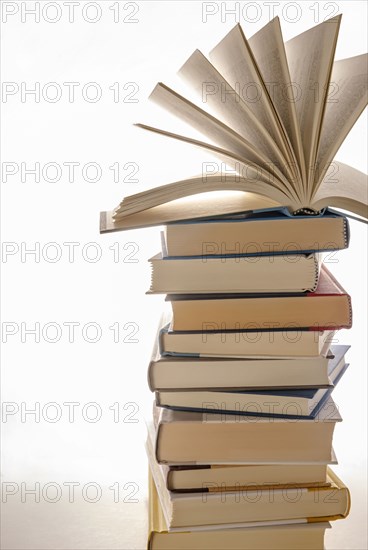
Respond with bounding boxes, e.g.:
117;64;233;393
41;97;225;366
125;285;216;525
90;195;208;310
163;210;349;257
155;356;348;419
148;344;349;391
148;472;331;549
149;452;350;528
148;252;320;294
163;462;333;493
168;265;352;331
153;397;341;465
159;322;335;358
146;422;337;492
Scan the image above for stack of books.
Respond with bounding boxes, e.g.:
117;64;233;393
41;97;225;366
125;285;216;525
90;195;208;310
145;211;351;549
99;14;367;550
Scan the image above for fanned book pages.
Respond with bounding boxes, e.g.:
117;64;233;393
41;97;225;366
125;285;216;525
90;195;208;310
100;15;368;233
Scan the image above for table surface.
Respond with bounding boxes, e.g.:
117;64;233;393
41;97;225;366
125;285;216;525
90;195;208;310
1;469;366;550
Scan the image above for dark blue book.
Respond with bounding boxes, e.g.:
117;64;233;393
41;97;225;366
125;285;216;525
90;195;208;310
155;345;349;419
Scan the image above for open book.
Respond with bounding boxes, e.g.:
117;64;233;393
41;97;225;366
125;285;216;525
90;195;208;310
100;15;368;232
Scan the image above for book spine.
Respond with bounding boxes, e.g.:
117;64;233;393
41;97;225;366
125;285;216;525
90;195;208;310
166;469;173;491
147;361;155;392
155;424;162;464
155;392;161;406
311;255;321;292
346;296;353;328
342;216;350;248
158;328;166;357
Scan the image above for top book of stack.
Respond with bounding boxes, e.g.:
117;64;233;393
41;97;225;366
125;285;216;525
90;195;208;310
100;15;368;233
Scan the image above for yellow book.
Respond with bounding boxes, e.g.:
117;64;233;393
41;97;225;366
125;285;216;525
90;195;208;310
148;471;332;549
148;445;350;529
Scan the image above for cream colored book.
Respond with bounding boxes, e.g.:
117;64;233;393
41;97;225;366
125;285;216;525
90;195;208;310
148;453;350;527
148;252;321;294
162;462;332;493
167;265;351;329
101;16;367;232
148;473;331;549
148;346;348;391
153;397;341;465
159;322;334;358
146;421;337;491
163;212;350;256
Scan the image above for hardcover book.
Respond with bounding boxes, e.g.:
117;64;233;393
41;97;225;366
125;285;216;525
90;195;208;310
148;345;349;391
159;320;335;358
146;423;337;492
148;252;321;294
167;264;352;331
153;397;341;465
148;455;350;528
162;210;350;257
155;352;348;419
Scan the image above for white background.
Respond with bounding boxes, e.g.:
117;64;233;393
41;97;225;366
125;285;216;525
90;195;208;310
1;1;367;549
